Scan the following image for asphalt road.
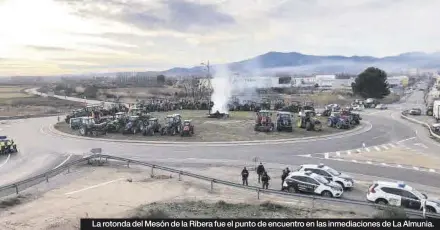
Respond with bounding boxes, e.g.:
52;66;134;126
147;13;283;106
2;86;440;195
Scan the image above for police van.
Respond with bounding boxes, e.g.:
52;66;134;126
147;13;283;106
297;164;354;190
282;171;344;198
366;181;440;213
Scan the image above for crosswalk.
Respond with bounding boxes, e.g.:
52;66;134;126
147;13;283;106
299;142;404;159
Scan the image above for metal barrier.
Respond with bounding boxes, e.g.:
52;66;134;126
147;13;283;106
400;111;440;141
1;153;439;218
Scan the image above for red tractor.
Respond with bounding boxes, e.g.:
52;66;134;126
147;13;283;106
254;110;275;132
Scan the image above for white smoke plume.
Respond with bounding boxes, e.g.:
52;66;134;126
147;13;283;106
210;64;233;114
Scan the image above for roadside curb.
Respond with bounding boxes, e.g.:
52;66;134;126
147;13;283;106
47;121;372;146
0;114;65;121
400;111;440;141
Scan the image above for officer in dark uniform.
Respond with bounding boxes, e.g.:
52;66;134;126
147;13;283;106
281;169;288;190
241;167;249;186
261;171;270;189
256;162;265;184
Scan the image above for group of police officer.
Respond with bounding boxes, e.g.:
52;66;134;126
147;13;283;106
0;139;17;154
241;162;291;190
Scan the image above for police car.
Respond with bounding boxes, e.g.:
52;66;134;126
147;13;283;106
282;171;344;198
297;164;354;190
366;181;440;213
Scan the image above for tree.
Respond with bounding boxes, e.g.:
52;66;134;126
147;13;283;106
157;75;166;85
351;67;390;99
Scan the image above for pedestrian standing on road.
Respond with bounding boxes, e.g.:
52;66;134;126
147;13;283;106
281;169;288;190
256;162;265;184
261;171;270;189
241;167;249;186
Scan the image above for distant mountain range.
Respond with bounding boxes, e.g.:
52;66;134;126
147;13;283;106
161;51;440;76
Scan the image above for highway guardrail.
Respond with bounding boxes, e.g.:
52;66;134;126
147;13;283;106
1;153;439;219
400;111;440;141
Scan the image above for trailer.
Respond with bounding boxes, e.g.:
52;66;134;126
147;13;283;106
434;100;440;122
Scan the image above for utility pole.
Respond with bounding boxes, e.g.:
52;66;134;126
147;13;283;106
201;61;212;113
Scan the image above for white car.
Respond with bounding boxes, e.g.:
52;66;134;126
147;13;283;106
297;164;354;190
366;181;440;213
352;104;364;111
375;104;388;110
282;171;344;198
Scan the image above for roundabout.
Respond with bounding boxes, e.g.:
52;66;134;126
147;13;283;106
2;89;440;196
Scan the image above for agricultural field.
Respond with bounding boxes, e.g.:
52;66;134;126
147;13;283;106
0;86;84;117
54;110;356;142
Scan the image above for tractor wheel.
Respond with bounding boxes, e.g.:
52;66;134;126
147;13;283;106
336;122;342;129
142;129;147;136
314;122;322;131
296;119;302;128
355;120;360;125
254;124;259;131
327;120;333;127
428;111;433;116
172;128;177;136
79;127;87;136
305;122;312;131
160;128;165;136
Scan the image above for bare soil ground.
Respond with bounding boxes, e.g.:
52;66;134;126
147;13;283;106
54;110;352;142
333;147;440;170
0;86;83;117
0;165;376;230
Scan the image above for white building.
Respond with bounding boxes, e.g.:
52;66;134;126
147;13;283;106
315;75;336;87
388;76;409;87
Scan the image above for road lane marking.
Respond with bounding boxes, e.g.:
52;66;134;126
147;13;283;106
382;145;389;150
414;143;428;149
389;144;396;148
396;137;416;144
347;151;352;155
53;154;73;170
336;152;341;156
65;178;125;195
374;146;380;151
365;148;370;152
0;154;11;168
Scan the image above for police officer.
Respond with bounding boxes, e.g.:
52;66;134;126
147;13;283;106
0;141;5;154
256;162;265;184
281;169;288;190
241;167;249;186
261;171;270;189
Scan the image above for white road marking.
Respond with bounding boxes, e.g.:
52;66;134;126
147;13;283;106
429;169;436;172
413;167;419;171
367;161;372;164
397;165;403;168
356;149;362;153
0;154;11;168
336;152;341;156
382;145;389;150
374;146;381;151
381;163;388;166
389;144;396;148
65;178;125;195
396;137;416;144
365;148;370;152
347;151;352;155
414;143;428;149
324;153;329;159
53;154;73;170
351;160;357;163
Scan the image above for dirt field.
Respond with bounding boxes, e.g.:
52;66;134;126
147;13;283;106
0;86;84;117
54;110;354;142
0;165;376;229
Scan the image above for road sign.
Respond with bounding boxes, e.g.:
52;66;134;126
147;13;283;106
90;148;102;154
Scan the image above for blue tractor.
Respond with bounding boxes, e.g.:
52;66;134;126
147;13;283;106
0;136;18;154
327;112;351;129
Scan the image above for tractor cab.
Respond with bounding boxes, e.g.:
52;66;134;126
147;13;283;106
81;117;96;125
115;112;126;119
277;111;292;119
256;110;272;123
165;114;181;125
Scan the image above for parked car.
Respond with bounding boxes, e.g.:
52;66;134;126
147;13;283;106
408;108;422;115
282;171;344;198
366;181;440;213
375;104;388;110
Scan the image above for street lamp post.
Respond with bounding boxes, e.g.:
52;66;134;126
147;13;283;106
201;61;212;114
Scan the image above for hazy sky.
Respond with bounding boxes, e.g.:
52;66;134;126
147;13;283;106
0;0;438;76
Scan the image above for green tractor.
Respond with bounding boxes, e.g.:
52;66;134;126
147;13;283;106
142;118;162;136
297;110;322;131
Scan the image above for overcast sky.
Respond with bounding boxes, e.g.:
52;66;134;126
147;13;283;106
0;0;439;76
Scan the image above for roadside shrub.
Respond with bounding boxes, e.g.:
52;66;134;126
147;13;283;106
373;207;407;219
